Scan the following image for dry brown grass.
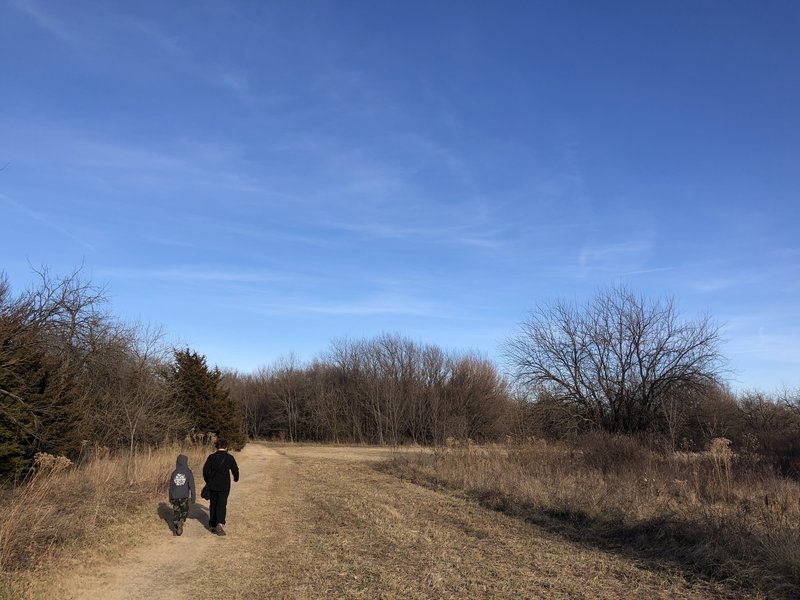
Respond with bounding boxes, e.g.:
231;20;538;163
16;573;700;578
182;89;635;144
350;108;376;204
193;443;736;599
0;443;210;598
384;434;800;599
0;443;765;599
4;442;790;599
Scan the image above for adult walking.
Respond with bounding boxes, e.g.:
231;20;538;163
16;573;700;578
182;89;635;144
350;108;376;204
202;438;239;536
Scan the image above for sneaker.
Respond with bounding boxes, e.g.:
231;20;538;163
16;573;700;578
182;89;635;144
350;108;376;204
215;524;226;536
175;521;183;536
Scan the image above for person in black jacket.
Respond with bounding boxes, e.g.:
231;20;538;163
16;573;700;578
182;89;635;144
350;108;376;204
202;439;239;536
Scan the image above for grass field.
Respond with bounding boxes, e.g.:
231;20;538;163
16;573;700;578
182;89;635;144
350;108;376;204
385;435;800;599
2;440;795;599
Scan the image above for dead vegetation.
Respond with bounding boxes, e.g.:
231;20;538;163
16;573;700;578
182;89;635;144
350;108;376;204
384;433;800;599
0;441;210;598
194;444;737;599
4;443;748;599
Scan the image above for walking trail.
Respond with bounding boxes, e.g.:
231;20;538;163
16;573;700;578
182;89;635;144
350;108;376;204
48;443;736;599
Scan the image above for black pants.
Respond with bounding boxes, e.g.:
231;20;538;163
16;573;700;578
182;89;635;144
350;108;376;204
208;489;230;527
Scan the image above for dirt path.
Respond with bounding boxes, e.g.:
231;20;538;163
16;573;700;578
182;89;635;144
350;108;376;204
55;444;279;600
49;443;737;599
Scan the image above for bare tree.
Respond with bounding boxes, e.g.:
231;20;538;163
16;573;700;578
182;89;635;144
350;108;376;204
270;354;306;442
225;334;515;446
78;322;191;479
413;345;449;444
225;370;273;440
505;286;725;434
325;337;370;443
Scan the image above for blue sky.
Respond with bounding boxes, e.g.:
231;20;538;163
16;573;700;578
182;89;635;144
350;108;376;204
1;1;798;391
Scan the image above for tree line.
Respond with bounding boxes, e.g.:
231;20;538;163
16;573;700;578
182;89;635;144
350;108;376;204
3;269;798;479
504;286;800;473
0;269;242;478
224;334;512;445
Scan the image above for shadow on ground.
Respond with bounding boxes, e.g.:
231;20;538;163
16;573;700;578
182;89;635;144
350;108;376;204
377;462;800;600
157;502;209;531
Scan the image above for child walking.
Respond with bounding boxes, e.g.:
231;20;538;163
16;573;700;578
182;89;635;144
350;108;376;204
168;454;196;536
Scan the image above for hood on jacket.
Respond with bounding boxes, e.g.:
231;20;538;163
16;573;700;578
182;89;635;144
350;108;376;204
176;454;189;468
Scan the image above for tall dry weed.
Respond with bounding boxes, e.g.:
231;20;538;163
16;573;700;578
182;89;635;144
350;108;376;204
0;453;73;570
0;443;209;575
708;437;733;500
386;433;800;598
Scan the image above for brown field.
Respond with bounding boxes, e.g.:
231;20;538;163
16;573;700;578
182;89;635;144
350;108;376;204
385;436;800;599
2;441;788;599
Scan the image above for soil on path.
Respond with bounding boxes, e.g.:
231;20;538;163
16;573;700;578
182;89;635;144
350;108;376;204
48;444;737;599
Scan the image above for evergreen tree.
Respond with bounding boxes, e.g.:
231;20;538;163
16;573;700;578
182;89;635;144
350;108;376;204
0;320;42;478
167;349;246;449
0;280;82;478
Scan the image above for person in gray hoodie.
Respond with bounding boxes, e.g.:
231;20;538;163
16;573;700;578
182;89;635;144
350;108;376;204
168;454;196;536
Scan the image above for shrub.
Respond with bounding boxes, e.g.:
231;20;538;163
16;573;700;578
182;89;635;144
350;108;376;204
577;431;651;474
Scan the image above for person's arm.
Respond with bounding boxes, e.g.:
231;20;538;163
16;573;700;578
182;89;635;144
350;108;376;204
202;457;211;483
230;455;239;483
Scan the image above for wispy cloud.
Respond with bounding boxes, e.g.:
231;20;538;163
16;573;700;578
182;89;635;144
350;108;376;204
688;255;800;295
693;277;744;293
2;122;273;197
766;247;800;260
728;332;800;361
577;239;654;276
717;309;800;387
724;329;800;390
0;192;95;251
10;1;253;102
300;297;442;317
123;18;255;102
622;266;677;276
236;294;449;319
94;266;283;285
213;271;460;319
218;225;343;249
324;219;505;250
253;139;510;250
11;0;80;45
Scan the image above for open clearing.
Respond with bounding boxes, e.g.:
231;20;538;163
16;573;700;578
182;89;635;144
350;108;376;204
30;443;741;599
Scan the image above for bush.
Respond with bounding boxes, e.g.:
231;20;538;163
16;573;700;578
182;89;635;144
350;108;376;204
577;432;652;474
